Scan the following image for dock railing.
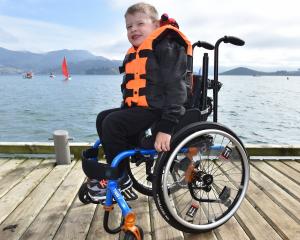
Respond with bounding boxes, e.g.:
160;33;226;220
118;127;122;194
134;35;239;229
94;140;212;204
0;142;299;160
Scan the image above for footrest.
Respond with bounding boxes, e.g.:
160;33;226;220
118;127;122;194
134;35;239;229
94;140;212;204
122;187;139;202
98;187;138;205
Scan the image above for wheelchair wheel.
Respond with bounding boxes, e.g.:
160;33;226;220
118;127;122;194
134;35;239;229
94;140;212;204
127;155;157;196
152;122;249;233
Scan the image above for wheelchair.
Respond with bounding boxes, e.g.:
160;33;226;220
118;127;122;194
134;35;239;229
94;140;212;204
78;36;249;240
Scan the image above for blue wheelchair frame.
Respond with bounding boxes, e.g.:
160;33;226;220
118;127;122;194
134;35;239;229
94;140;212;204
91;138;224;219
92;139;156;217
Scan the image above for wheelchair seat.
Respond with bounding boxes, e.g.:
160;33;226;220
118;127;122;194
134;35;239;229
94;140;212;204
138;108;203;149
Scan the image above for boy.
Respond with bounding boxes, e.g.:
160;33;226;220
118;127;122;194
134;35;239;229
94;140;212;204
87;2;192;200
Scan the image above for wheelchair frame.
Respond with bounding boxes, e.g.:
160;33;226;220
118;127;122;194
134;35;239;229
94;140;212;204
80;36;247;240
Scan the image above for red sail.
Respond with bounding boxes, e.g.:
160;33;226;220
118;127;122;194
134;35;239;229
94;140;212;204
62;57;69;79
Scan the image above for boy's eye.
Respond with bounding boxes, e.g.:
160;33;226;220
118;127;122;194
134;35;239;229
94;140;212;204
126;25;132;30
138;22;144;26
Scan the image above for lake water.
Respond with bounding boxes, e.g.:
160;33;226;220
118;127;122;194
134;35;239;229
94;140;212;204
0;75;299;144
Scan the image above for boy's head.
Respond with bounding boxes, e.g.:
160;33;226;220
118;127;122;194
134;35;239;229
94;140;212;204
125;2;159;47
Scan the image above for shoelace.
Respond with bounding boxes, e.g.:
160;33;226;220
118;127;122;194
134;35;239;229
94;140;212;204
99;179;108;188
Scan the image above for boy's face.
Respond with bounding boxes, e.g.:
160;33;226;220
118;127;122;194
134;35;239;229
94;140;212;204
125;12;159;47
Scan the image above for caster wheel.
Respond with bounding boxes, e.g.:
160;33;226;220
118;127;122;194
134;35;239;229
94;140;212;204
78;182;92;204
123;225;144;240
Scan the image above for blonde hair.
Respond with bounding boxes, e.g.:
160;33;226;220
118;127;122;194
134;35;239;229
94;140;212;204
125;2;159;21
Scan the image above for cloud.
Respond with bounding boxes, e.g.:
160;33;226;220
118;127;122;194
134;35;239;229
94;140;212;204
0;14;127;58
105;0;300;69
1;0;299;70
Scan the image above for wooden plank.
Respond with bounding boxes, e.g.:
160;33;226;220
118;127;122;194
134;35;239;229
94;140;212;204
184;231;218;240
267;161;300;185
0;158;9;166
0;159;24;179
86;203;121;240
216;162;281;240
249;162;300;222
0;142;55;155
284;161;300;172
129;194;152;240
0;161;76;240
53;196;97;240
213;217;250;240
1;142;300;158
252;161;300;200
223;162;299;239
245;144;300;156
0;142;98;160
206;163;250;240
0;159;42;198
87;190;150;239
0;159;54;224
234;199;282;240
20;161;86;240
149;198;184;240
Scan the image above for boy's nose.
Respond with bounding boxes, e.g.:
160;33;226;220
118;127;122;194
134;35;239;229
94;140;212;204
131;24;138;32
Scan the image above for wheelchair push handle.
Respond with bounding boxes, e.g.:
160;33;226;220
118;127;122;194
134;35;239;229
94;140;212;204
192;41;214;50
223;36;245;46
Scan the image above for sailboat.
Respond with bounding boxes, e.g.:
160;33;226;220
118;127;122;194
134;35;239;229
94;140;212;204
62;56;71;80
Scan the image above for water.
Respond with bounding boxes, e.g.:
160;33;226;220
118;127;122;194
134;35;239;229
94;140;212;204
0;75;299;144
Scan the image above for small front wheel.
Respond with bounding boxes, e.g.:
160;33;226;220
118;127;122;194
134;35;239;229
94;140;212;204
123;225;144;240
78;182;92;204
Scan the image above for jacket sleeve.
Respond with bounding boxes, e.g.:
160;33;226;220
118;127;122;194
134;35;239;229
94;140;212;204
154;36;189;134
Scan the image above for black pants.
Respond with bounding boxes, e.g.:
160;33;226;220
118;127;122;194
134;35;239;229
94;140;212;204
96;107;161;170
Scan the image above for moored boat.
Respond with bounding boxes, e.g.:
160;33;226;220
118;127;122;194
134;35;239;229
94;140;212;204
23;71;33;79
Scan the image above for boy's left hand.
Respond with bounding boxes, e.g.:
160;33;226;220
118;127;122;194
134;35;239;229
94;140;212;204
154;132;171;152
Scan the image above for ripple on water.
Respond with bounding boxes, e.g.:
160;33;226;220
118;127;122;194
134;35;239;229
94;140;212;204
0;75;299;143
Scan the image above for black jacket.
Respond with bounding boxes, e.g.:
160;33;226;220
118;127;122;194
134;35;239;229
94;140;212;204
121;31;192;134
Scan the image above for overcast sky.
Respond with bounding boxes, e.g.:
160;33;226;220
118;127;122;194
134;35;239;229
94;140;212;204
0;0;299;71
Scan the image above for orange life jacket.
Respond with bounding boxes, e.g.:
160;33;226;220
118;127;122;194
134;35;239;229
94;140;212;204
120;25;192;107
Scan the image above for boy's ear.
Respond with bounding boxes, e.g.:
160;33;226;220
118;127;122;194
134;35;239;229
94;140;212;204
154;20;160;28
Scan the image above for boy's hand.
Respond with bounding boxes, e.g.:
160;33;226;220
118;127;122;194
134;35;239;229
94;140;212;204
154;132;171;152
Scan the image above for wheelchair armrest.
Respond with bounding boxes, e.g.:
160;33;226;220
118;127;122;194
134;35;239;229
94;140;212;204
138;108;202;149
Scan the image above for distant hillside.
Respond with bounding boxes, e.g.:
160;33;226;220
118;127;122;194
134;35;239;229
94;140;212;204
2;47;299;76
221;67;300;76
0;47;121;75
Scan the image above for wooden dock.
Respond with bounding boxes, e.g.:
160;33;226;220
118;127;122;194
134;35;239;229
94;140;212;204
0;157;299;240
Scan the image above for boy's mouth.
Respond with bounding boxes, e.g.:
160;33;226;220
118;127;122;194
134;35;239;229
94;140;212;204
132;34;142;41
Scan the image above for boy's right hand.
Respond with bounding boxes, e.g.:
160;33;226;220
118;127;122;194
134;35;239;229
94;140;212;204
154;132;171;152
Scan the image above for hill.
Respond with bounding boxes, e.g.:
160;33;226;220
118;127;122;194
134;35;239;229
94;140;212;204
0;47;121;75
1;48;299;76
221;67;300;76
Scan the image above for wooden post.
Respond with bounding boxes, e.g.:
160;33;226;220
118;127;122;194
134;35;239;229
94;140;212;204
53;130;71;164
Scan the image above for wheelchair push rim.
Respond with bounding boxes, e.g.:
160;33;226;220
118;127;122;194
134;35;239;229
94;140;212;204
161;128;249;231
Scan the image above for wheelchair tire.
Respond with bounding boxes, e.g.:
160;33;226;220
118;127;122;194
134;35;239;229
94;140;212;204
127;157;154;196
152;122;249;233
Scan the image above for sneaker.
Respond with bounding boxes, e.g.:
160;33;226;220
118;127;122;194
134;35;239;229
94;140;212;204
87;175;133;202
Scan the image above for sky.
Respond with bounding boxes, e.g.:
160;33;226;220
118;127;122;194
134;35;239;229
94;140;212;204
0;0;300;71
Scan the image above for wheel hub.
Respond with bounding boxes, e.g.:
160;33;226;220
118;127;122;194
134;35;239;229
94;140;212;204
202;174;213;185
